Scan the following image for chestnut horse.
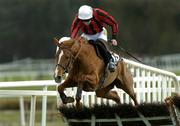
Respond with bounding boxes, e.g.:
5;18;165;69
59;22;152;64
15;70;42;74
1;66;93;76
53;37;138;109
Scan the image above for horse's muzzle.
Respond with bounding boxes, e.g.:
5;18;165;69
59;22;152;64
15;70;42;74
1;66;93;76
54;76;62;83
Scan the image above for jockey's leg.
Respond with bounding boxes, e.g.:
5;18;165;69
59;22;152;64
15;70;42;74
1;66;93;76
96;39;116;72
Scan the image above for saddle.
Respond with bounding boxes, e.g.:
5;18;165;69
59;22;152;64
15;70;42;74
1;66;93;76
88;39;120;65
88;40;104;60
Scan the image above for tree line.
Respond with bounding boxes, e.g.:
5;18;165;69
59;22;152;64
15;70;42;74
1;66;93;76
0;0;180;63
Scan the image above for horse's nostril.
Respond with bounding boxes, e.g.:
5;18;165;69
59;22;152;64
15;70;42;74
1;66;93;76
57;76;61;80
55;76;62;83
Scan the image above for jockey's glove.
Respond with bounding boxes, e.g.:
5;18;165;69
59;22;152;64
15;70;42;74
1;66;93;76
111;39;118;46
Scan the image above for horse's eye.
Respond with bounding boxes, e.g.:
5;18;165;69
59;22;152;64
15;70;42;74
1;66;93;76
65;55;70;59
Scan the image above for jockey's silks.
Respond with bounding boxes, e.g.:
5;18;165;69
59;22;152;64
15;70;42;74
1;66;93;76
71;8;118;39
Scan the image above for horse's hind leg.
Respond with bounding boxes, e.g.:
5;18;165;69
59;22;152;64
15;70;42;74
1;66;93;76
115;79;138;106
57;78;77;104
96;84;121;104
116;61;138;105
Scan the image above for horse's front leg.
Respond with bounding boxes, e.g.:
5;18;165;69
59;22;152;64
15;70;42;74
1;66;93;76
57;78;77;104
76;83;83;111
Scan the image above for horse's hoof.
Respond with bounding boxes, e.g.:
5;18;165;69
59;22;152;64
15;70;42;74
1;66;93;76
64;97;75;104
116;102;121;106
115;99;121;105
76;102;83;111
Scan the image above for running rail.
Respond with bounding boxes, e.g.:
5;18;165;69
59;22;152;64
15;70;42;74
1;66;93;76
0;80;56;126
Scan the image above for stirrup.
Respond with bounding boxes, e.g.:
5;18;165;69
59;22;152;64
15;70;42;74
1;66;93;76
108;62;116;72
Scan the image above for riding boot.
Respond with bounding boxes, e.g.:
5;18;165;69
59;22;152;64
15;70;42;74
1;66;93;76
108;58;116;72
94;39;116;72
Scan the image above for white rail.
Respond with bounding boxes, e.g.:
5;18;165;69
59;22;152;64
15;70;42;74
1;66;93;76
0;80;55;88
0;80;57;126
0;90;56;96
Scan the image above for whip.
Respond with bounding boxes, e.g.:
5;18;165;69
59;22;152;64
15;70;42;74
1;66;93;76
116;45;145;64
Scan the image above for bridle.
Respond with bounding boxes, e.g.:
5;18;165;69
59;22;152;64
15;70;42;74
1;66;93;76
55;40;82;73
55;48;74;73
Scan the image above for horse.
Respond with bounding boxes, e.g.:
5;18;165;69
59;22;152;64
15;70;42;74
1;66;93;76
53;37;138;109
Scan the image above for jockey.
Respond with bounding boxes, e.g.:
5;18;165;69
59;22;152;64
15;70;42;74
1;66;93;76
71;5;118;72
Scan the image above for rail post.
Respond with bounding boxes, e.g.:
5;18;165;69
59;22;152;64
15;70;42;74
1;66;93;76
19;96;26;126
29;95;36;126
41;86;48;126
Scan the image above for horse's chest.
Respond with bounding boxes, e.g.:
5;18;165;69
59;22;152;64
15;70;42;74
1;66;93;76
71;73;97;91
82;83;96;92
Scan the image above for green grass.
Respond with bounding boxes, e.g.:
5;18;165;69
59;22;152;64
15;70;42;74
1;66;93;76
0;110;66;126
175;71;180;76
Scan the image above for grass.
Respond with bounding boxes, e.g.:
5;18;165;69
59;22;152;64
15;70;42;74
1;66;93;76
0;110;66;126
175;71;180;76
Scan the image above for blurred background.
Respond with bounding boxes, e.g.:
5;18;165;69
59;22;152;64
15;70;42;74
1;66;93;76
0;0;180;125
0;0;180;79
1;0;180;62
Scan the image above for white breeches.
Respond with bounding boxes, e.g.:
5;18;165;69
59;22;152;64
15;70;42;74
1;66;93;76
81;27;108;41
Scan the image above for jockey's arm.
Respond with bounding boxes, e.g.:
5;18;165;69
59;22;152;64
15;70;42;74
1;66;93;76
95;9;118;43
71;15;81;38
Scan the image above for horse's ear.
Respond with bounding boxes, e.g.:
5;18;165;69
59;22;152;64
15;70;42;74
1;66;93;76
53;38;61;47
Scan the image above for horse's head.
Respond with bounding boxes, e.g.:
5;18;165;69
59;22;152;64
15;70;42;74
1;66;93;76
53;37;77;83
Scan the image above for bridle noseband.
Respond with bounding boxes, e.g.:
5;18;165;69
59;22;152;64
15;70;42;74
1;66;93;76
56;63;69;73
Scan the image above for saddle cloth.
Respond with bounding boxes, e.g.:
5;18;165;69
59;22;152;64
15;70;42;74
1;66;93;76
111;52;121;65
